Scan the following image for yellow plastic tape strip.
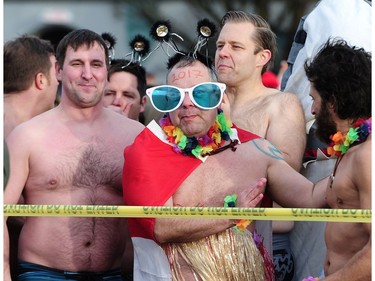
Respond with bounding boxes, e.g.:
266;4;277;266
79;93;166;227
3;205;371;223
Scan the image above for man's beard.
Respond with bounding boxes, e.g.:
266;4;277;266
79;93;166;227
314;104;337;144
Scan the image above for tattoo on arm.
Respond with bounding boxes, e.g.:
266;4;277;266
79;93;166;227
253;139;284;160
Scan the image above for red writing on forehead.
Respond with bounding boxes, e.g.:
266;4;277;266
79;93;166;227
171;69;204;83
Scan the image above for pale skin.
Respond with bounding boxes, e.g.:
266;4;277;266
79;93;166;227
153;61;327;280
215;21;306;233
3;42;144;280
4;54;59;138
309;87;371;281
103;71;146;120
4;52;59;280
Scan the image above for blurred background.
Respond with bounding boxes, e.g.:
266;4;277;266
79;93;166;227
4;0;318;85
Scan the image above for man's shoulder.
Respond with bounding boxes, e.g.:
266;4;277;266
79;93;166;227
264;91;305;121
7;109;55;136
242;90;301;110
352;135;371;161
105;109;145;133
266;91;302;106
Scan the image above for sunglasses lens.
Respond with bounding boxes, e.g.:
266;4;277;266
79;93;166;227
192;84;222;109
151;87;181;112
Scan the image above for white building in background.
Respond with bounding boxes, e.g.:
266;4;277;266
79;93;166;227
3;0;173;83
4;1;128;50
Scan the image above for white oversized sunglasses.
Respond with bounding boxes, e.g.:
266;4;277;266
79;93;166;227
146;82;226;112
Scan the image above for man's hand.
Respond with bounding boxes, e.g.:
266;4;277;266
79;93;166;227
237;178;266;207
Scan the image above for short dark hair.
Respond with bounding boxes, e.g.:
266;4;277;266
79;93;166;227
305;38;372;120
4;34;55;93
108;59;147;99
166;52;217;82
221;11;277;74
55;29;109;69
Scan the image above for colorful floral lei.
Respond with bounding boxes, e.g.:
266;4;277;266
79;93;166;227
223;194;251;232
327;117;372;157
160;109;233;158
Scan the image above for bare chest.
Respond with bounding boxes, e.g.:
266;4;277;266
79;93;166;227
172;144;268;207
25;136;125;203
327;157;360;209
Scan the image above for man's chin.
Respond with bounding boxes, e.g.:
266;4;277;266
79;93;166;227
217;72;233;85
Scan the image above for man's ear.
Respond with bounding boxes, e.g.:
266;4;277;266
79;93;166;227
256;49;271;68
55;62;62;82
34;73;46;90
139;96;147;113
328;101;336;113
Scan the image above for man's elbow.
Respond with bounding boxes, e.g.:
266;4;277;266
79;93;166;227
153;221;169;244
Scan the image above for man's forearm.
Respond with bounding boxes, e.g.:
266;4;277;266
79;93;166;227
154;217;234;244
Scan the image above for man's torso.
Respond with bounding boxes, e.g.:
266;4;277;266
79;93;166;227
17;109;142;272
324;139;371;275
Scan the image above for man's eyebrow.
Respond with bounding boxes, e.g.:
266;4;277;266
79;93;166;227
91;59;105;64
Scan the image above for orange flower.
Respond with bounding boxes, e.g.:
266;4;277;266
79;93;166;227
326;146;336;156
331;131;345;144
234;219;251;232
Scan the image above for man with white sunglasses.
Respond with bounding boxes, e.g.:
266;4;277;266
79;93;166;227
123;53;328;281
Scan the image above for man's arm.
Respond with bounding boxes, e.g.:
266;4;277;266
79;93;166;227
267;93;306;230
264;143;328;208
3;128;32;281
267;92;306;171
4;128;31;204
154;179;266;243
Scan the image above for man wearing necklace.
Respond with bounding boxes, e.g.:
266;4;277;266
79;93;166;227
302;38;371;281
123;53;331;281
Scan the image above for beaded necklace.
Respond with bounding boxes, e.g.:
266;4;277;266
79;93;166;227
159;109;235;158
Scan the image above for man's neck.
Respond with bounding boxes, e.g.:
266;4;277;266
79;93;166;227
225;80;270;109
4;95;37;131
335;118;357;134
57;100;103;123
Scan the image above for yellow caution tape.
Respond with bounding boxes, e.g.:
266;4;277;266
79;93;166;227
3;205;372;223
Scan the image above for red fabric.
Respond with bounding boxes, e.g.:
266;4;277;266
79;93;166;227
123;124;261;241
257;237;276;281
262;70;279;89
123;128;201;240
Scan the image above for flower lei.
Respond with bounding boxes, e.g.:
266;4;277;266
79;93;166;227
327;117;372;157
224;194;251;232
159;109;233;158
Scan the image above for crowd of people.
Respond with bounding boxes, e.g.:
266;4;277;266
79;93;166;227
4;1;371;281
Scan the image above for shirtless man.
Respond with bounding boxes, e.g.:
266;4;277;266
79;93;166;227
304;39;371;281
123;54;327;281
3;34;59;279
215;11;306;278
4;34;59;138
4;29;144;281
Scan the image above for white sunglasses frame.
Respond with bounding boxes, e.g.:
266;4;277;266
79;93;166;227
146;82;226;113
